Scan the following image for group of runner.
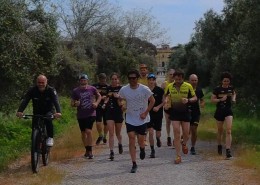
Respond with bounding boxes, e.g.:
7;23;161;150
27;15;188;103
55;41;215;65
16;65;236;173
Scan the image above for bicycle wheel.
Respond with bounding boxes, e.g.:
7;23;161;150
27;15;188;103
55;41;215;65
31;129;41;173
42;138;50;166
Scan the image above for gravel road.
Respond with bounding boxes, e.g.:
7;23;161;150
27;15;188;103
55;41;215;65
55;121;257;185
54;75;257;185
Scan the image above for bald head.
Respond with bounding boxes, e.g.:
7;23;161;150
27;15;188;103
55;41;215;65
189;74;198;87
37;75;48;92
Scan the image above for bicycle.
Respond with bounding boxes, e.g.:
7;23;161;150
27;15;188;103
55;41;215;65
23;114;54;173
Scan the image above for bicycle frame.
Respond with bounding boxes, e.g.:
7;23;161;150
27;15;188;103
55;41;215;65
23;114;53;173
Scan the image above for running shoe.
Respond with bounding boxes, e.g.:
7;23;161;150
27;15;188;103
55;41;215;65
96;136;103;145
84;151;89;158
118;144;123;154
46;137;54;147
140;149;145;160
226;149;233;159
167;137;172;146
109;151;114;160
103;137;107;144
218;145;222;155
174;155;182;164
150;150;155;158
130;164;138;173
182;143;188;154
156;138;162;147
84;152;94;159
190;147;196;155
88;153;94;159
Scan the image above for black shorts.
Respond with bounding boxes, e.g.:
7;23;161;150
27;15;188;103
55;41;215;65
105;108;124;123
169;109;191;122
96;107;106;125
190;112;200;126
126;123;147;135
147;116;163;131
214;108;233;122
164;108;171;115
77;116;96;131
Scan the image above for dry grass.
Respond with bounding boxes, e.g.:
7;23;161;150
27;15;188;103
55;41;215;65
0;123;99;185
198;111;260;184
233;147;260;182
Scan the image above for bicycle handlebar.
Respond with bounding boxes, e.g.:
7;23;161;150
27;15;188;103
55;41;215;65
22;114;54;120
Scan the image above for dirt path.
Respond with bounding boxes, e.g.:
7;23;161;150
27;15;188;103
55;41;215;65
53;122;257;185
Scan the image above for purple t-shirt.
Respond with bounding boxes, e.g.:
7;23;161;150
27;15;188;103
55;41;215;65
71;86;99;119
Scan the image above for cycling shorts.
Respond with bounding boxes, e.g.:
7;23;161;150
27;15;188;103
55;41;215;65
214;108;233;122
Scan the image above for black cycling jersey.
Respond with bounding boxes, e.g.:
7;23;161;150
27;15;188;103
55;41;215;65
213;85;235;109
189;87;204;115
18;85;61;114
106;85;122;109
92;83;108;107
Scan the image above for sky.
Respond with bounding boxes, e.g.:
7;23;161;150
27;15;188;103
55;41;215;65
109;0;225;47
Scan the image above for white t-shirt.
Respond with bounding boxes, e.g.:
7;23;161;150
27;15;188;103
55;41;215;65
119;84;153;126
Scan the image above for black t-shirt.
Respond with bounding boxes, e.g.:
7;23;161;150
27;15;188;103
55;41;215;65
92;83;108;107
190;87;204;115
149;86;164;118
106;85;122;109
213;85;235;109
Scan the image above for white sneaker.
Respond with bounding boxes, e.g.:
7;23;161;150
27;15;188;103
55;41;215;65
46;137;54;147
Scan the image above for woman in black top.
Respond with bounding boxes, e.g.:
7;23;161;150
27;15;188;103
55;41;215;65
211;72;236;159
104;73;124;160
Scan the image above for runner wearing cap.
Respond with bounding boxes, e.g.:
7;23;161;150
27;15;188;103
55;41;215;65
71;74;102;159
147;73;164;158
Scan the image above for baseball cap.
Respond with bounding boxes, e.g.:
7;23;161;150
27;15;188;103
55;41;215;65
79;74;88;80
147;73;156;79
98;73;107;79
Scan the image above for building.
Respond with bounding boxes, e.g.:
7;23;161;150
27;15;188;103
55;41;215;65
155;44;174;75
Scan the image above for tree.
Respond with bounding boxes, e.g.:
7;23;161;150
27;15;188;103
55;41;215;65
0;0;60;112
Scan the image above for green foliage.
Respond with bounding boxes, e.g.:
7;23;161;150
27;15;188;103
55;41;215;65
232;118;260;145
169;0;260;117
0;117;31;171
0;0;60;112
0;97;76;172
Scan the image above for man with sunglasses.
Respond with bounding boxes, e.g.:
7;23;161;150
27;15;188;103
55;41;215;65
118;69;155;173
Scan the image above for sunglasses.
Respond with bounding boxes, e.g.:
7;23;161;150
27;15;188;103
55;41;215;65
128;77;138;80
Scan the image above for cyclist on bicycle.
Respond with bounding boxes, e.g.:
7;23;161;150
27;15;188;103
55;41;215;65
16;74;62;147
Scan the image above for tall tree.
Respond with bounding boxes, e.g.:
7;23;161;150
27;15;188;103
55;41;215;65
0;0;59;111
